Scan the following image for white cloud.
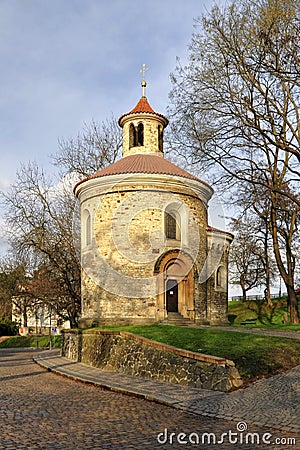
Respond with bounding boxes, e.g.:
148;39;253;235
0;178;11;191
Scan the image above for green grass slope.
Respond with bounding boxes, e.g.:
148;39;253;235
228;297;300;329
95;324;300;382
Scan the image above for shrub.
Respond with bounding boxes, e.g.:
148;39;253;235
0;317;20;336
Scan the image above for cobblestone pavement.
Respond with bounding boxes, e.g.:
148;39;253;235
0;349;298;450
176;366;300;433
35;349;300;435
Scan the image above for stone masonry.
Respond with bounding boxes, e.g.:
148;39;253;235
61;329;242;392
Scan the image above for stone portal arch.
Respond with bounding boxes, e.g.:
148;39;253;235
155;250;195;321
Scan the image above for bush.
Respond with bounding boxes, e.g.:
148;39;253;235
0;317;20;336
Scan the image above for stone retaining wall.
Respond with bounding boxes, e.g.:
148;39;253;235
61;330;242;392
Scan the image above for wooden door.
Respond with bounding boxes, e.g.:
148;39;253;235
166;279;178;312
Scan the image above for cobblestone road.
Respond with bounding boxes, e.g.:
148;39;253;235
0;349;298;450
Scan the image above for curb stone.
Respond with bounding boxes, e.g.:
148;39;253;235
33;349;300;433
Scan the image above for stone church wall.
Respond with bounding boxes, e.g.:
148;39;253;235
61;329;242;392
75;90;232;328
80;179;217;326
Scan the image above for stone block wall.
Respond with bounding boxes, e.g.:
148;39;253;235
121;115;166;157
61;330;242;392
77;170;231;327
80;181;211;325
61;329;82;361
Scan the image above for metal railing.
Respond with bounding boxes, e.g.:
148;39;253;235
229;293;287;302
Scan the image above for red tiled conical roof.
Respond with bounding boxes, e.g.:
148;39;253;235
129;97;156;114
118;97;168;126
74;154;206;191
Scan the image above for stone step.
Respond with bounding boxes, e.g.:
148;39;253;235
161;312;194;327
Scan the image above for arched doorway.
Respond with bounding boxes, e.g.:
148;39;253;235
166;279;178;312
154;250;195;320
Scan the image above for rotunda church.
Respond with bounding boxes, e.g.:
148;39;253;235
74;80;233;327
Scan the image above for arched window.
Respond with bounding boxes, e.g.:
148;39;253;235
82;209;92;247
129;123;136;148
163;202;188;245
86;213;91;246
137;123;144;146
165;212;177;239
216;266;226;290
158;125;163;152
164;204;181;241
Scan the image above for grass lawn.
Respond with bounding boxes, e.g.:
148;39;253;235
0;335;61;349
2;299;300;385
96;324;300;382
228;298;300;330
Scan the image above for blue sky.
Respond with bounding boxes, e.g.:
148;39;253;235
0;0;221;251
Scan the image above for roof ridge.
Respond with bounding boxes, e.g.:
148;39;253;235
91;154;200;180
74;154;212;193
118;97;168;126
129;97;155;114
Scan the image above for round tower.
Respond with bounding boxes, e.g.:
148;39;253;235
118;82;169;157
74;77;232;327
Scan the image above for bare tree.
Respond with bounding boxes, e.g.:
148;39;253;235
229;220;268;302
169;0;300;322
1;113;124;327
233;181;279;306
1;163;81;328
0;258;26;319
53;116;122;178
0;256;40;325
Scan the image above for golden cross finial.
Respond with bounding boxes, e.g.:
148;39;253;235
140;63;149;82
140;63;149;97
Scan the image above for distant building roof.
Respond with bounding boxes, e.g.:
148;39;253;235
207;226;234;239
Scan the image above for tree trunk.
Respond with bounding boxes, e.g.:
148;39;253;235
264;256;273;306
264;228;273;307
287;285;299;325
240;275;247;302
242;288;247;303
67;306;79;329
270;204;299;324
23;307;28;328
